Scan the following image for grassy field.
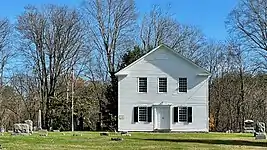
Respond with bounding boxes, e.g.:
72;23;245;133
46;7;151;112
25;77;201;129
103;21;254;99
0;132;266;150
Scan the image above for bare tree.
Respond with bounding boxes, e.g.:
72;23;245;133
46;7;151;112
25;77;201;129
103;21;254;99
140;5;205;62
226;40;247;131
16;5;86;129
0;18;13;128
83;0;136;75
10;73;40;121
227;0;267;51
83;0;137;130
226;0;267;70
0;19;12;86
199;40;226;77
0;85;22;128
207;38;267;132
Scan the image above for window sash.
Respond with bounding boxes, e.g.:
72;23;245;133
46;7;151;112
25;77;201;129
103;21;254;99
138;107;148;122
158;78;167;93
179;107;187;122
138;78;147;92
179;78;187;92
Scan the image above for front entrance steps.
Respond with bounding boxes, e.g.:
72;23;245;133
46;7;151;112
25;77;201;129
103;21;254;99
153;129;171;133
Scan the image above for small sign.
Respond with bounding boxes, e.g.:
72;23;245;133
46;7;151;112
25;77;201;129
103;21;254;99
119;115;124;120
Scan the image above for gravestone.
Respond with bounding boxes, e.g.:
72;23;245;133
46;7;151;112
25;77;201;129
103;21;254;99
226;130;233;133
0;126;4;132
0;126;4;136
33;126;37;131
39;129;48;136
12;119;34;135
100;132;109;136
53;130;60;132
244;119;254;133
73;133;82;136
255;134;266;140
254;121;266;140
111;137;123;141
38;109;42;130
13;123;30;135
121;131;131;136
7;130;13;134
25;120;33;133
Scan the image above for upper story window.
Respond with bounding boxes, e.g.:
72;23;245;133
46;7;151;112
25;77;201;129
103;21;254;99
158;77;167;93
138;77;147;93
179;78;187;92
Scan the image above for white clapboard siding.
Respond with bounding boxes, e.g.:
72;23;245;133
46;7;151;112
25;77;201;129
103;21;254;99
117;45;210;132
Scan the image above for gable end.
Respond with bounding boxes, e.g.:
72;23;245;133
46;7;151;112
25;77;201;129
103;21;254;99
115;44;211;76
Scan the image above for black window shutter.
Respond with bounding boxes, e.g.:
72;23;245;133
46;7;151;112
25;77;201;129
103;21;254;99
174;107;178;122
187;107;192;123
134;107;138;122
147;107;152;122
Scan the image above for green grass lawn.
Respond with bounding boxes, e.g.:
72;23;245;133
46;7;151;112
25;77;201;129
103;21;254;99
0;132;266;150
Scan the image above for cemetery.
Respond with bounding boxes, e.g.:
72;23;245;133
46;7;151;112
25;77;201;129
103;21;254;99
0;117;266;149
0;131;267;149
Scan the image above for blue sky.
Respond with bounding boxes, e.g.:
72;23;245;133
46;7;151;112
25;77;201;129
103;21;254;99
0;0;238;40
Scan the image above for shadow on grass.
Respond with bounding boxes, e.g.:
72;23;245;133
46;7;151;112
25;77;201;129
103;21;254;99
135;138;267;147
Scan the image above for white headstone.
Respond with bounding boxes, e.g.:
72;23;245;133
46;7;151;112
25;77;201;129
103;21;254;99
25;120;33;133
0;126;4;133
0;127;4;136
14;123;29;133
38;109;42;130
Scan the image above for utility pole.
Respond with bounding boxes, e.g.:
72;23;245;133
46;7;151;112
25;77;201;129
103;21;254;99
67;80;69;129
71;67;74;132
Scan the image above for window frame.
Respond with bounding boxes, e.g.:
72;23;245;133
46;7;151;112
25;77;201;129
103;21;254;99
174;106;193;123
178;107;188;122
178;77;187;93
158;77;167;93
138;106;148;122
138;77;148;93
134;106;152;123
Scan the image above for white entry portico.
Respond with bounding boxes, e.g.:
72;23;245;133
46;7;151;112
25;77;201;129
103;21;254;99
153;103;171;130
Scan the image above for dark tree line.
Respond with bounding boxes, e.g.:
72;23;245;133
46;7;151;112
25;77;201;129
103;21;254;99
0;0;265;132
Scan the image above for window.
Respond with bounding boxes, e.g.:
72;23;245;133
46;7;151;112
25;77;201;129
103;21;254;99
179;78;187;92
138;107;147;121
173;106;192;123
179;107;187;122
134;106;152;122
138;77;147;93
158;78;167;93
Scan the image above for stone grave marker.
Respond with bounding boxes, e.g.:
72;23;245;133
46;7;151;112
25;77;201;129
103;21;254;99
25;120;33;134
254;121;266;140
120;131;131;136
100;132;109;136
13;123;30;134
38;109;42;130
111;137;123;141
244;119;254;133
39;129;48;136
0;127;4;136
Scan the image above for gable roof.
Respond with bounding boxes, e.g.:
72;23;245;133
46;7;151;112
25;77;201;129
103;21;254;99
115;44;211;76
